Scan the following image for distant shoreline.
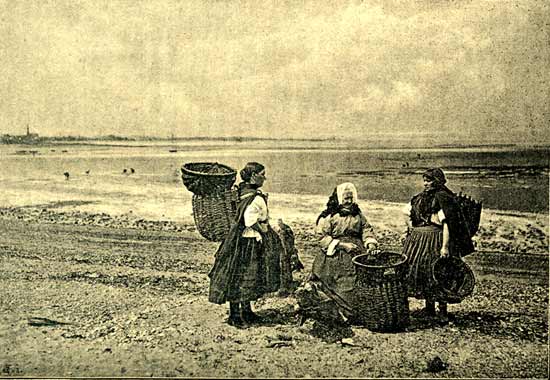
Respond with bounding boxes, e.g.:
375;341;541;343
1;136;548;150
1;135;331;144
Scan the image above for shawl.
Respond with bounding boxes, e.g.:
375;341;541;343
235;182;266;225
316;183;362;225
410;185;475;256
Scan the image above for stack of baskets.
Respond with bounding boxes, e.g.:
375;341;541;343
181;162;238;241
351;251;410;332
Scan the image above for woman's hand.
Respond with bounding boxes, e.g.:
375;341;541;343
252;221;269;233
440;246;450;257
366;243;377;253
339;242;358;253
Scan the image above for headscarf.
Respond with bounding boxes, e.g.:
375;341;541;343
316;182;361;224
423;168;446;186
412;167;452;223
336;182;358;204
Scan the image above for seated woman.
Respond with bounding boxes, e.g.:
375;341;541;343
401;168;475;322
297;182;379;325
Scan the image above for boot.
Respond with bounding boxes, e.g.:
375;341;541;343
227;302;246;328
437;302;450;324
241;301;262;324
424;300;436;316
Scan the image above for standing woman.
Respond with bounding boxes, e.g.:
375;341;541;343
402;168;474;321
208;162;282;327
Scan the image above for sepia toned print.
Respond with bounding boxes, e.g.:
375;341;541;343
0;1;548;378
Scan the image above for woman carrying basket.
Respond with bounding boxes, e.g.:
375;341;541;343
208;162;282;328
402;168;475;322
297;182;379;325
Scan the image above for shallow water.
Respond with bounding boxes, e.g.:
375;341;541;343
0;142;547;214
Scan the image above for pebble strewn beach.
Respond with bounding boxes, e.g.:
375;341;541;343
0;177;547;378
0;202;547;378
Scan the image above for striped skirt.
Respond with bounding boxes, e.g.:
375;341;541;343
403;225;443;301
208;225;282;304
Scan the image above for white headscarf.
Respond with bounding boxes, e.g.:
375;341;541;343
336;182;358;204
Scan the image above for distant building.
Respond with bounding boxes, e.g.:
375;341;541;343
1;126;41;144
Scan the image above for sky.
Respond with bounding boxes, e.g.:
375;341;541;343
1;0;548;145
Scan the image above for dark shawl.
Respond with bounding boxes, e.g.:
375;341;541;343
235;183;263;222
410;185;475;257
208;183;270;304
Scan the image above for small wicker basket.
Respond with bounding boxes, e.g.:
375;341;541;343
181;162;238;241
432;257;475;304
351;252;410;332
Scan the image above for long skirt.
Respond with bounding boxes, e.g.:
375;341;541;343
208;225;282;304
304;236;364;321
403;225;443;301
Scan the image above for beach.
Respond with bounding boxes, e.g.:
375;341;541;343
2;0;549;376
0;190;548;378
0;142;548;377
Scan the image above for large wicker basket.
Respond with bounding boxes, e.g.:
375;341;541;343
181;162;237;196
181;162;238;241
191;189;238;241
351;252;410;332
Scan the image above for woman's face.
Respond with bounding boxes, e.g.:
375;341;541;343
341;191;354;206
423;176;436;191
251;170;266;187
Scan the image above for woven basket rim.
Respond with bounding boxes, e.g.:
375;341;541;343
431;256;475;292
182;162;236;177
352;252;407;269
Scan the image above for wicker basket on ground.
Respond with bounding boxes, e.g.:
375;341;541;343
181;162;238;242
351;252;410;332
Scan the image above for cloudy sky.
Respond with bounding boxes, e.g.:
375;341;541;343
1;0;548;145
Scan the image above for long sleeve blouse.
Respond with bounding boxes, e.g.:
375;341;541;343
242;195;269;241
318;213;378;256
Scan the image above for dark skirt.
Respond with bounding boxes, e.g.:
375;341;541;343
308;236;364;320
208;225;282;304
403;225;443;300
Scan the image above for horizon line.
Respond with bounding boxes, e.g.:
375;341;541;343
2;134;549;149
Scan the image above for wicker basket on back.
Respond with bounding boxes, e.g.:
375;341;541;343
351;251;410;332
181;162;238;241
